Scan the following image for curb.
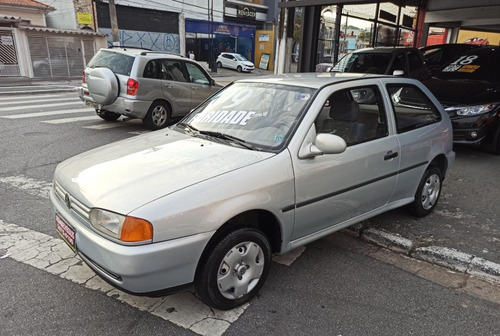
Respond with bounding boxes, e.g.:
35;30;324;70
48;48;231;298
342;225;500;285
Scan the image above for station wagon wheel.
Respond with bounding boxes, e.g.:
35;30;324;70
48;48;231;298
96;109;120;121
409;167;442;217
195;228;271;310
143;101;171;130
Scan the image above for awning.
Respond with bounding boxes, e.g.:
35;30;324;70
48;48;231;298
19;26;104;36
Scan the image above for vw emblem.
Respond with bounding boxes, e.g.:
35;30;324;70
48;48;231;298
64;193;71;209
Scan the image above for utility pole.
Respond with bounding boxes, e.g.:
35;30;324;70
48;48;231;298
109;0;120;46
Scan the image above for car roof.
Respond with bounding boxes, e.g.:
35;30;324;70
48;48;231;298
220;52;241;56
101;48;186;59
353;47;419;54
233;72;389;89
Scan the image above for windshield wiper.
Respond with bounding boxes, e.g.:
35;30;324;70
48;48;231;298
177;122;199;135
198;130;257;150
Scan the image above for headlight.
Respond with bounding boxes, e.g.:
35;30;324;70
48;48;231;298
89;209;153;242
446;104;496;116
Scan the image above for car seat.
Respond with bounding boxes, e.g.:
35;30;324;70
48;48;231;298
321;91;365;144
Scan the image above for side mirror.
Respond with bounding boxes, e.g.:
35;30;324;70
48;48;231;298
315;133;347;154
210;78;216;86
392;70;405;76
299;132;346;159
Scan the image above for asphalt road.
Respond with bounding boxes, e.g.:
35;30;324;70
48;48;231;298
0;87;499;335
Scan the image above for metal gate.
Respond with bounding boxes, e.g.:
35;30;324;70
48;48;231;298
27;34;96;78
0;30;21;76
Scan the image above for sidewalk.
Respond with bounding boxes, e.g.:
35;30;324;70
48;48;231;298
1;72;498;285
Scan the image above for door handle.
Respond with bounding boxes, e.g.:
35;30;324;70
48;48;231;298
384;151;399;160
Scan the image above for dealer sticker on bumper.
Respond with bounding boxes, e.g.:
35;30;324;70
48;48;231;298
56;214;76;251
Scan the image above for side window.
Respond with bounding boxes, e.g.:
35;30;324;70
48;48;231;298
143;60;161;79
161;60;187;82
185;63;210;85
315;86;388;146
407;51;424;72
387;84;442;133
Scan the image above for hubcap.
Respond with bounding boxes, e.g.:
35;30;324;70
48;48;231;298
421;173;440;210
217;242;265;300
152;106;167;126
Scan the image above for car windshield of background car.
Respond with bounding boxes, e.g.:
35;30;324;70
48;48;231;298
433;49;500;83
331;53;391;73
181;82;316;151
87;50;135;76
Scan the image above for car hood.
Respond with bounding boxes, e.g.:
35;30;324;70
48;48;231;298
55;130;274;214
423;77;500;106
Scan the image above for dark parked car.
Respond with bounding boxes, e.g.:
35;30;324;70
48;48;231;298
420;43;480;73
327;47;431;80
421;46;500;153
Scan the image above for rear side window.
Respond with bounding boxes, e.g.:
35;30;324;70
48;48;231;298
87;50;134;76
161;60;187;82
387;84;441;133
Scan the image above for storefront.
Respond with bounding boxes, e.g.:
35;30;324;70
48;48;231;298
277;0;424;73
185;19;256;64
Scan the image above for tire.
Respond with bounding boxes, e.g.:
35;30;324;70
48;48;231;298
408;167;442;217
217;62;222;68
96;109;120;121
142;101;171;130
237;66;242;73
195;228;271;310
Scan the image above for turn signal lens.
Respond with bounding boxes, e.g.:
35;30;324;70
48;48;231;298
121;217;153;242
127;78;139;96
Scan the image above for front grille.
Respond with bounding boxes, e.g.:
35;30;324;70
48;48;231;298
54;181;91;221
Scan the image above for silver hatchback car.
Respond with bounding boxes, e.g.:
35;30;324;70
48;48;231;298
79;47;222;130
52;73;454;310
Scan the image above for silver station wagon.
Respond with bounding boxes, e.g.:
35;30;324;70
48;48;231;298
51;73;455;310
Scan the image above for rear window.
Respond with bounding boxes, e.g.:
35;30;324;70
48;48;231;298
87;50;135;76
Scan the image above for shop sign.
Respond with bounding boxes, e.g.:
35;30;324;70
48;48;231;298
237;5;256;20
214;25;231;35
77;12;93;25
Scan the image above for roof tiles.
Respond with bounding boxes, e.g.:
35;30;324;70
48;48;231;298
0;0;54;10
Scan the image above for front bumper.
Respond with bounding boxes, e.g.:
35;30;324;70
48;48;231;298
50;188;213;294
450;111;499;144
78;86;151;119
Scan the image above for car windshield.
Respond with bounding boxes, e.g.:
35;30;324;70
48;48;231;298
179;82;316;151
87;50;135;76
234;54;248;61
331;52;391;73
433;48;500;83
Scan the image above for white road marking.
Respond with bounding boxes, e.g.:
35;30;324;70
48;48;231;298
0;93;76;102
0;101;84;112
0;96;80;106
0;108;94;119
0;219;247;336
0;175;52;199
42;116;101;124
84;120;141;129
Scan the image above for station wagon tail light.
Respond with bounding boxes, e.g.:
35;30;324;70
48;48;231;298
89;209;152;242
127;78;139;96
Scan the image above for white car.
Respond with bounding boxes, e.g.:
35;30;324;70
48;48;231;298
216;52;254;72
51;73;454;310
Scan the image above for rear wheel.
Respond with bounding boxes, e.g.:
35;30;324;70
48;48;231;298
142;101;171;130
195;228;271;310
96;109;120;121
408;167;442;217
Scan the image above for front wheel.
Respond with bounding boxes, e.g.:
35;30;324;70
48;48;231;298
142;101;171;130
237;66;242;73
217;62;222;68
96;109;120;121
408;167;442;217
195;228;271;310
